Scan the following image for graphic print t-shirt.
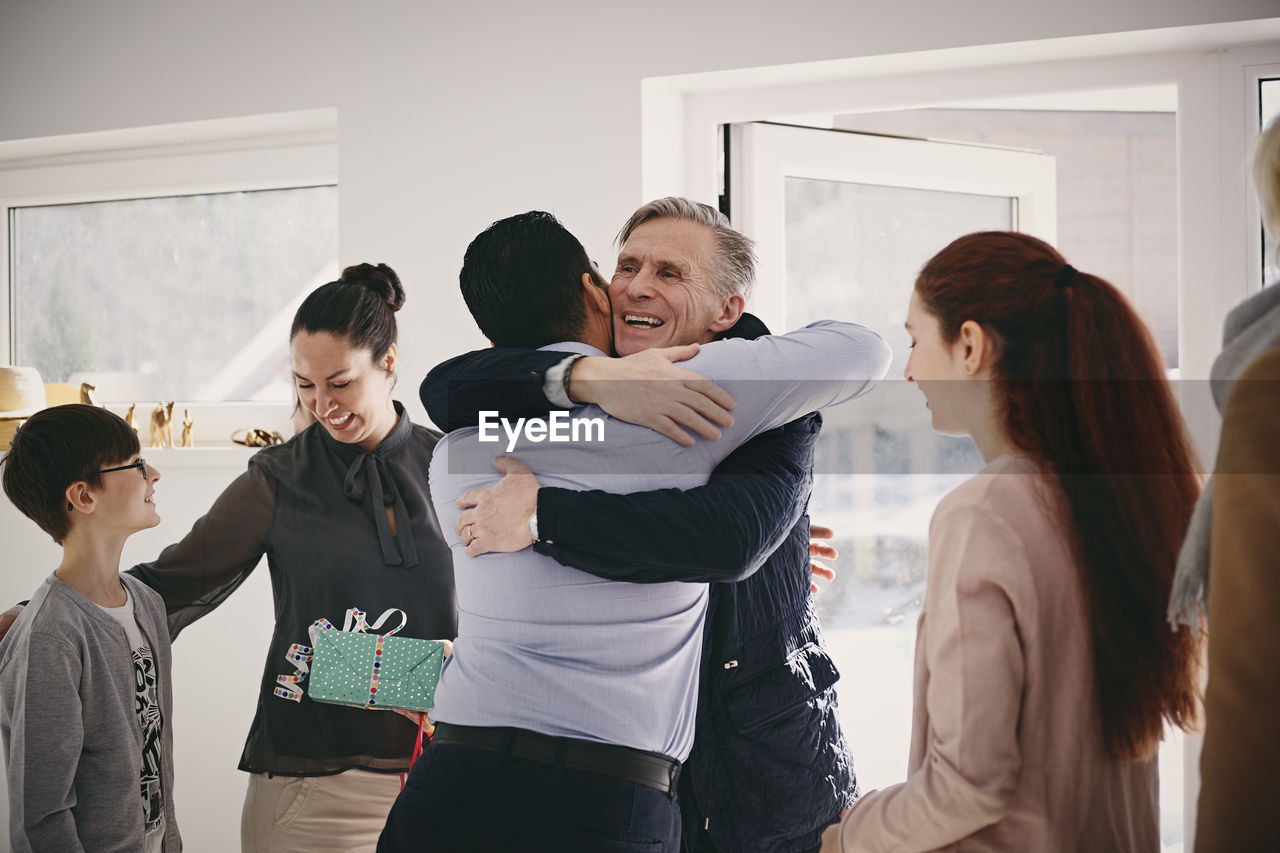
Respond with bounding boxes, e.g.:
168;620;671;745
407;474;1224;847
98;587;165;853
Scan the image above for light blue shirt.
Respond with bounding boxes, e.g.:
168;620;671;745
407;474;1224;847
429;320;891;760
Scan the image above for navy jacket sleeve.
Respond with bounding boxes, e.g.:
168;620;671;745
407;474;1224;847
535;414;817;583
420;314;810;583
420;348;565;431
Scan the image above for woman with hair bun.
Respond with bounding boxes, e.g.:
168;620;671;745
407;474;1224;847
127;263;455;850
821;232;1203;852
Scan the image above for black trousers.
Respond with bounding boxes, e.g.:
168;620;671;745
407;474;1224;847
377;740;682;853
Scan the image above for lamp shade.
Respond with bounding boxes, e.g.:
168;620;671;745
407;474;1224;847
0;366;46;419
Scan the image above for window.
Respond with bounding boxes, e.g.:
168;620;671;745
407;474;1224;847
0;109;338;440
10;186;336;404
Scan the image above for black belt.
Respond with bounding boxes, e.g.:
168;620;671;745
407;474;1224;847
431;722;680;795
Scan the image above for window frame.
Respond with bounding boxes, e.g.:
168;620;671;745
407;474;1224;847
1249;64;1280;290
0;108;338;445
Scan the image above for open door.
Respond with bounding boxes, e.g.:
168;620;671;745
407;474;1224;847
725;120;1057;797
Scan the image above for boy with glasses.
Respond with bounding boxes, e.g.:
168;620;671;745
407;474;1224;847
0;404;181;852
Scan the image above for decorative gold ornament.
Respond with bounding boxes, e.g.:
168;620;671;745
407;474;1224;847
124;403;139;436
149;401;175;448
231;427;284;447
181;408;195;447
79;382;101;407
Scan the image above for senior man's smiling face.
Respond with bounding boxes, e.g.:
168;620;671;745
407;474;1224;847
608;217;742;355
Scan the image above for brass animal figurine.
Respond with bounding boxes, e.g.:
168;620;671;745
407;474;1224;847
79;383;100;407
124;404;139;436
181;408;194;447
149;401;175;448
231;427;285;447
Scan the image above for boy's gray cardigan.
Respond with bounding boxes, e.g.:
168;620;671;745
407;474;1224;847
0;573;181;852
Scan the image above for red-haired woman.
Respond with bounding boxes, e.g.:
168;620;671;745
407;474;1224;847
821;231;1203;852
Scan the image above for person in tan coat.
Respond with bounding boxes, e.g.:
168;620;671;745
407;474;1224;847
1186;114;1280;853
822;231;1203;852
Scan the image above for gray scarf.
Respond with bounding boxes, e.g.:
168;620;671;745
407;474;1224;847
1168;283;1280;632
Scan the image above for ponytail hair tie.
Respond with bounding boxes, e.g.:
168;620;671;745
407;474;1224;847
1054;264;1077;290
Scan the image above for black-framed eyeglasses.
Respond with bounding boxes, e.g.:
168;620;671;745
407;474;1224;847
93;459;149;480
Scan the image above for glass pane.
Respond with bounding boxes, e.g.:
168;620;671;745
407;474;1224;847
10;185;337;402
785;178;1014;337
1263;77;1280;126
1263;78;1280;286
784;176;1008;793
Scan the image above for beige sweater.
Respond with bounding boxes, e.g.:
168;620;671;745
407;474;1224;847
838;454;1159;853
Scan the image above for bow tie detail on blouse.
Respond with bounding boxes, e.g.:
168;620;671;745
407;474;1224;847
343;451;420;569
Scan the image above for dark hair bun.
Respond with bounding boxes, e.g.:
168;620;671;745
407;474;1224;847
340;262;405;312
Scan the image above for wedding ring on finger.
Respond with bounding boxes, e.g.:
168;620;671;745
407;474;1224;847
463;524;476;545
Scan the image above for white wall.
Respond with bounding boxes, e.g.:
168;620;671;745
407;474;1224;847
2;0;1275;408
1;1;1276;849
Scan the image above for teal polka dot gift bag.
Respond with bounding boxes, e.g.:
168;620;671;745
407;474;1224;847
303;607;445;712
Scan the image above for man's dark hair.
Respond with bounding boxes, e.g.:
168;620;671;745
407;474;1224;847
2;404;141;544
459;211;603;348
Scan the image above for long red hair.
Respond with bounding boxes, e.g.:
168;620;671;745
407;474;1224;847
916;231;1202;761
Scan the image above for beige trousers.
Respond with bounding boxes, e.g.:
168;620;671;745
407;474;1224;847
241;769;403;852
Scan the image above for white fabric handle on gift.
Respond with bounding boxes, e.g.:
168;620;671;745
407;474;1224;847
342;607;407;636
273;606;409;703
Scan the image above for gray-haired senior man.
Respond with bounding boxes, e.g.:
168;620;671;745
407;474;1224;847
389;208;884;852
421;198;864;852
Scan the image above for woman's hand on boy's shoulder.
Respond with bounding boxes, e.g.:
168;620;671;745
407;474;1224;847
0;603;25;641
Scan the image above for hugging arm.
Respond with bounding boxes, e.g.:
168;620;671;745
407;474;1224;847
436;350;808;582
421;345;734;445
420;349;567;432
538;420;812;582
455;418;812;583
127;463;276;639
533;321;888;581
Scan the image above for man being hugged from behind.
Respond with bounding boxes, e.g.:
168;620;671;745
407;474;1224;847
0;404;181;852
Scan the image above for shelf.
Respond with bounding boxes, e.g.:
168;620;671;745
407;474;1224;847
137;446;265;468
